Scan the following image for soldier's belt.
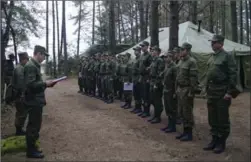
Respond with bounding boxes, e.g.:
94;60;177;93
177;83;190;88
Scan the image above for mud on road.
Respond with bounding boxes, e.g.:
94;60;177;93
1;78;250;161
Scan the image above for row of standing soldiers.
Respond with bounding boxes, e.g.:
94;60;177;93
78;35;238;154
78;41;197;139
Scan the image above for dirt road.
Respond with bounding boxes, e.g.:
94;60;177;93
1;78;250;161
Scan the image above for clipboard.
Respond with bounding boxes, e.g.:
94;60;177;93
52;76;67;83
123;82;133;91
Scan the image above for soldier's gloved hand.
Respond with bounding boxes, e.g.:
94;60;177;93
223;93;232;100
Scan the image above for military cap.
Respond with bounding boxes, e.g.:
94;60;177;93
125;52;131;57
139;41;149;47
173;47;181;53
163;50;174;57
151;46;161;53
133;46;141;51
208;34;225;42
34;45;49;56
180;42;192;50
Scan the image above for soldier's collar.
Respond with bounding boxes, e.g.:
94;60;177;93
183;55;190;61
31;58;41;67
214;48;224;55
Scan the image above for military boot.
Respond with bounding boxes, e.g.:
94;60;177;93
161;117;171;131
148;116;156;122
121;102;128;108
26;139;44;158
124;102;132;109
180;127;193;141
150;117;161;124
213;137;226;154
176;127;186;139
165;117;176;133
176;118;182;125
141;105;150;118
203;135;218;151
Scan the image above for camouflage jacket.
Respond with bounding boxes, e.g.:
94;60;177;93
162;61;177;92
176;55;198;93
132;56;140;83
139;51;152;76
206;49;237;98
149;56;165;80
12;64;25;97
24;58;47;107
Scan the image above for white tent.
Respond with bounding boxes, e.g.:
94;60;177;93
118;21;250;59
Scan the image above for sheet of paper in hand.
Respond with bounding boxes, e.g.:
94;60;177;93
123;82;133;91
52;76;67;83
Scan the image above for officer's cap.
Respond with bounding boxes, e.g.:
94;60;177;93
172;47;181;53
139;41;149;47
34;45;49;56
151;46;161;53
133;46;141;51
208;35;225;43
18;52;29;59
180;42;192;50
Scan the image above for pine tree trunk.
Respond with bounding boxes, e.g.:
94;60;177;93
144;1;149;38
209;1;214;33
120;4;126;43
191;1;197;24
135;2;139;43
56;0;60;65
240;1;243;44
138;1;145;41
108;0;116;54
77;2;82;57
245;0;250;45
150;1;159;47
92;0;95;44
169;1;179;50
62;1;68;75
45;0;49;74
52;0;57;77
117;2;121;44
231;1;238;42
221;1;226;36
129;3;135;44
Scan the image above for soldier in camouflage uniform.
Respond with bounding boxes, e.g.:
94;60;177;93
175;42;198;141
105;54;116;103
88;56;96;97
77;59;84;93
137;41;153;118
130;46;142;113
203;35;237;154
160;51;178;133
116;55;124;101
100;54;108;101
81;59;89;94
147;46;165;124
93;53;101;98
121;53;133;109
24;45;56;158
12;52;29;136
172;47;182;125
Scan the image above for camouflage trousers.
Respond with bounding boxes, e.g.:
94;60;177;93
163;90;177;119
207;97;231;139
78;77;83;91
140;78;151;114
133;81;141;108
97;75;102;97
101;75;113;100
150;81;163;118
26;106;43;150
15;99;28;129
177;86;194;128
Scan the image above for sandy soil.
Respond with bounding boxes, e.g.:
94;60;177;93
1;78;250;161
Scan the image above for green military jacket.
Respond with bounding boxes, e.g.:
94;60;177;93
12;64;25;97
176;55;198;93
139;51;152;76
206;49;237;98
132;56;140;83
94;60;101;74
99;61;107;75
24;58;47;107
149;56;165;79
162;61;177;92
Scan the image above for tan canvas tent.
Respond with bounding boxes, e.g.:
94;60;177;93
118;21;251;91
